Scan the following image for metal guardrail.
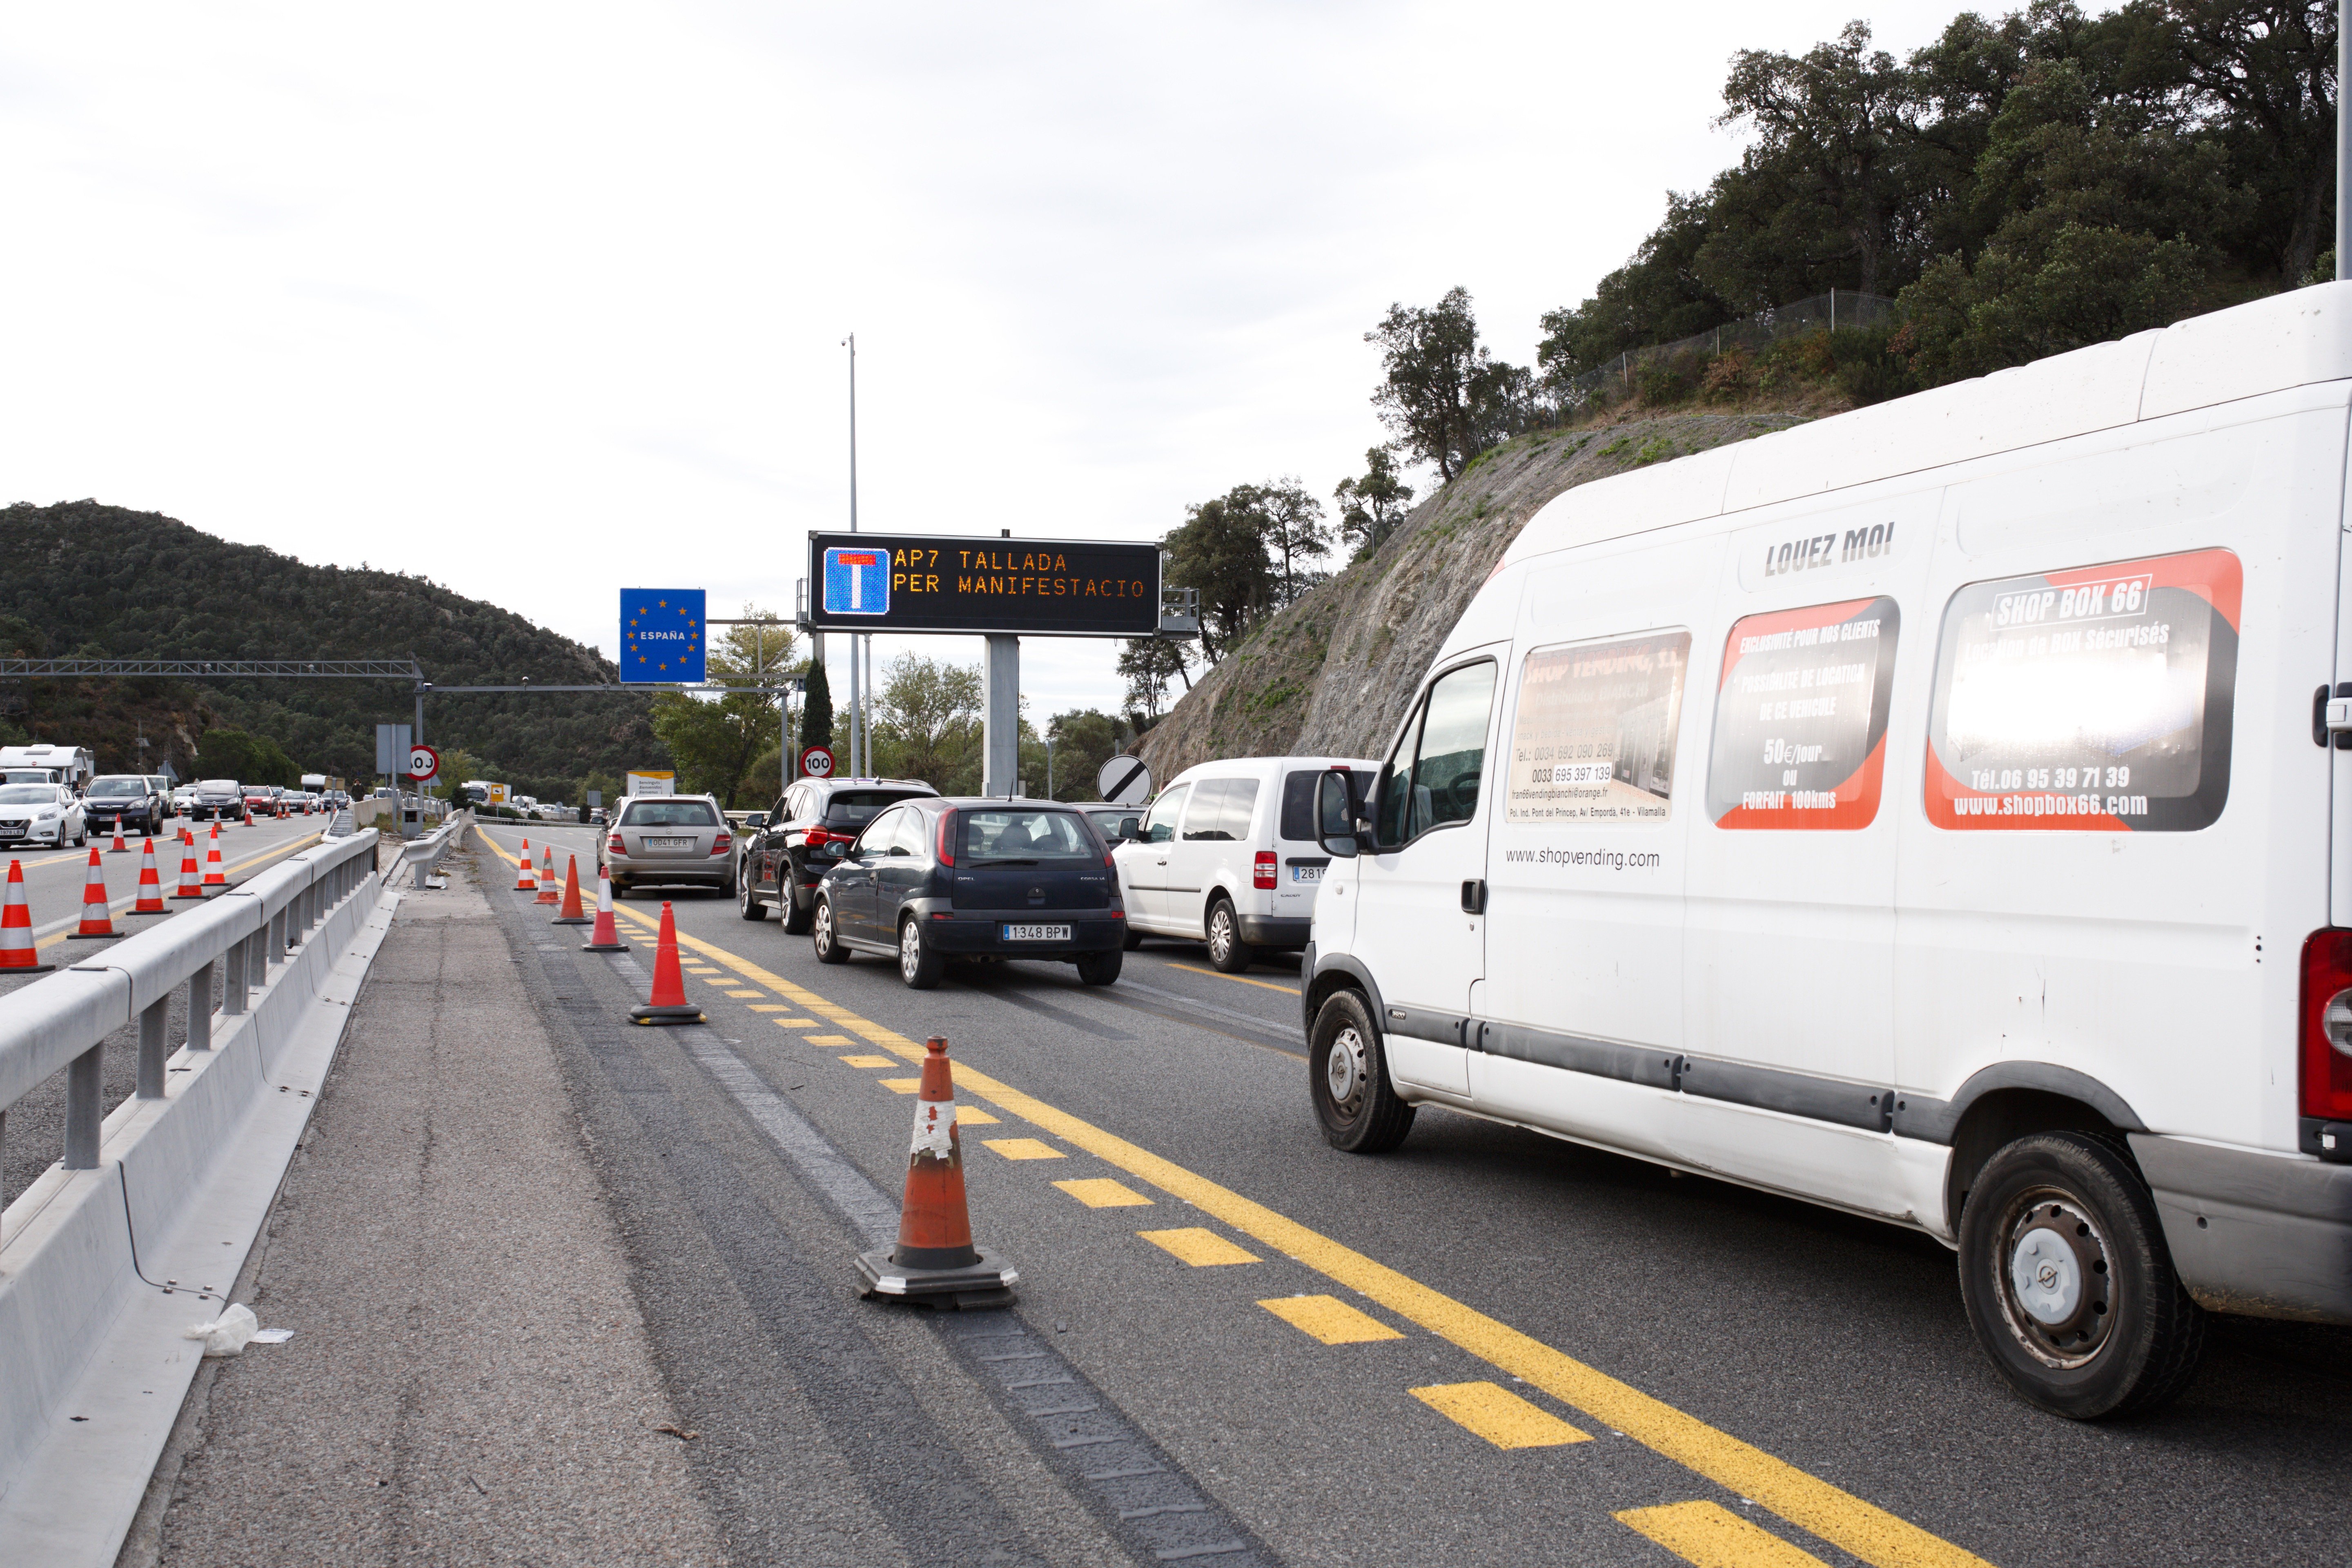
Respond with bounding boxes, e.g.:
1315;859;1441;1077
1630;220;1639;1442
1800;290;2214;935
396;813;464;886
0;830;383;1176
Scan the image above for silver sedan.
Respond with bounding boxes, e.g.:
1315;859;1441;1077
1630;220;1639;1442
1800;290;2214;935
598;794;735;895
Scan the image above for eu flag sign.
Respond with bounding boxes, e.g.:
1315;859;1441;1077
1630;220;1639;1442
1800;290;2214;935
619;589;706;684
822;547;889;617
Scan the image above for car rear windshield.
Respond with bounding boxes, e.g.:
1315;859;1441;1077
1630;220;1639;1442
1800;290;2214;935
824;790;920;829
623;800;719;827
200;780;238;792
89;777;145;796
1279;768;1370;841
960;808;1097;861
0;786;53;804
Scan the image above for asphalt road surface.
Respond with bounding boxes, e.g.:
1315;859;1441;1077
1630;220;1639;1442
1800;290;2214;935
474;820;2352;1568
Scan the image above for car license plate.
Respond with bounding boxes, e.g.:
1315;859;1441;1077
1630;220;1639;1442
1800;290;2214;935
1001;923;1071;942
644;836;693;850
1291;864;1323;884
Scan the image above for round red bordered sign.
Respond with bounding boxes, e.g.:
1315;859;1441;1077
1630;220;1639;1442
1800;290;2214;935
406;744;441;782
799;745;836;779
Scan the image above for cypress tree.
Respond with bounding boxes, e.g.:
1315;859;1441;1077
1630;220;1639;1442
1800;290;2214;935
800;654;834;760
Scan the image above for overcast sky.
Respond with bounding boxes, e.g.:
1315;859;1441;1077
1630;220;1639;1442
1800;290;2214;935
0;0;1974;730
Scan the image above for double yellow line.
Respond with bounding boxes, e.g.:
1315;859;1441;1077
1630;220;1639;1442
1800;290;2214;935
474;825;1993;1568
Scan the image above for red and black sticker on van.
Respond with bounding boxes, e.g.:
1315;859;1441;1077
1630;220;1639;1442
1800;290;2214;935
1707;596;1900;830
1924;547;2240;832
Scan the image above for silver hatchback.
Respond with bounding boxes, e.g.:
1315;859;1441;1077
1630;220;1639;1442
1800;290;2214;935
599;794;735;895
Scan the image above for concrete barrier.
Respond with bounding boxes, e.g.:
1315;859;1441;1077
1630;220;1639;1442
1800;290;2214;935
0;830;392;1564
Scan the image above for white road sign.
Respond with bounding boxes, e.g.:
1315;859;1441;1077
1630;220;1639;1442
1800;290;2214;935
407;744;440;783
1097;755;1151;805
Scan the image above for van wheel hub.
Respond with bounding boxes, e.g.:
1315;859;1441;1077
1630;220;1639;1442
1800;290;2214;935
1998;1193;2111;1365
1324;1026;1367;1108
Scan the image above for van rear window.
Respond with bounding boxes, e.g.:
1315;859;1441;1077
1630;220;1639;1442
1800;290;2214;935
1925;548;2239;831
1279;770;1367;840
1503;632;1690;824
1707;597;1899;829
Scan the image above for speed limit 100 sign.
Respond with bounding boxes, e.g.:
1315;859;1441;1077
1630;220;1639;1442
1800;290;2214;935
799;745;836;779
407;744;441;782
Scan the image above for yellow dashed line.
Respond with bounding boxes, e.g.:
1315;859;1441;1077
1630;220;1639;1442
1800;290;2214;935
879;1077;921;1094
807;1034;853;1046
724;989;763;998
1412;1381;1590;1449
840;1054;896;1068
1259;1294;1403;1345
1055;1178;1152;1208
984;1138;1065;1162
771;1016;817;1027
748;1004;791;1012
958;1106;1002;1125
1615;1501;1832;1567
1138;1227;1257;1267
1167;962;1301;996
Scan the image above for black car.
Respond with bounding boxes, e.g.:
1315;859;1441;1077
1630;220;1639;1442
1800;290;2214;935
85;773;168;837
811;797;1125;989
737;776;938;934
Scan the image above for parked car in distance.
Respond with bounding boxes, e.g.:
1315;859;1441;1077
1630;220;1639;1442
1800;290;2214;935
737;776;939;933
191;780;247;822
84;774;167;837
243;786;280;820
811;797;1125;989
0;782;87;848
1112;756;1379;972
1072;802;1144;845
589;807;607;826
600;793;734;895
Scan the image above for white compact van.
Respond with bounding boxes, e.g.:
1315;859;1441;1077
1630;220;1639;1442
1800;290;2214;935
1301;283;2352;1419
1115;756;1378;971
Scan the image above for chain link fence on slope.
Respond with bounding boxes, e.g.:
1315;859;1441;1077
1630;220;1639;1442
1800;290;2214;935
1559;289;1902;404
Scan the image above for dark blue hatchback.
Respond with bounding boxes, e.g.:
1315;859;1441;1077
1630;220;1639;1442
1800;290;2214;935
810;797;1126;989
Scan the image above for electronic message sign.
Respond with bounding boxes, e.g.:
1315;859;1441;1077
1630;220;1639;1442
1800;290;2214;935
619;589;706;683
805;532;1160;637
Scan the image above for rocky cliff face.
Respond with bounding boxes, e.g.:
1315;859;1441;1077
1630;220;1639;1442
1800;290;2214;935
1136;412;1803;777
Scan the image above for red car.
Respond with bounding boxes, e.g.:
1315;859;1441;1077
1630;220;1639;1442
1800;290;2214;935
242;788;281;820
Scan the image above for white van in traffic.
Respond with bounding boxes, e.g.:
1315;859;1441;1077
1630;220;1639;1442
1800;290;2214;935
1302;283;2352;1419
1114;756;1377;971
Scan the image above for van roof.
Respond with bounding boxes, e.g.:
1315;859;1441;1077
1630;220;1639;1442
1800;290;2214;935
1505;281;2352;568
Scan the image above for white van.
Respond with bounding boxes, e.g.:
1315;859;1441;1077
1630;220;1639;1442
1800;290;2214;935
1301;283;2352;1420
1114;756;1378;971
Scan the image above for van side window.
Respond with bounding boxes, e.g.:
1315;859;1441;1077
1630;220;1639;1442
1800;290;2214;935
1706;597;1900;829
1217;778;1260;840
1503;631;1690;824
1379;662;1497;846
1183;780;1236;841
1281;770;1362;840
1141;784;1190;844
1925;548;2239;832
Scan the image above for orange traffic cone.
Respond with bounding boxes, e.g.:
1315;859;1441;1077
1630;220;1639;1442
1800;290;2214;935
628;902;703;1025
173;834;205;899
551;855;592;925
535;844;559;905
855;1036;1017;1305
0;860;53;974
133;838;166;913
201;824;228;887
514;838;537;894
108;818;128;854
581;868;629;951
67;848;117;940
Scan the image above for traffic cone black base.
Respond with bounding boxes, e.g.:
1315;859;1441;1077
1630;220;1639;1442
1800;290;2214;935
65;932;120;942
628;1002;706;1025
854;1246;1017;1309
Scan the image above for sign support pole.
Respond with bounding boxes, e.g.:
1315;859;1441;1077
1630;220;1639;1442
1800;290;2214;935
982;633;1019;797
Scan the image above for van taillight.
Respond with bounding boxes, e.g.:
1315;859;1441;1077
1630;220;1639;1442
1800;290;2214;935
2299;929;2352;1119
1254;851;1277;890
937;809;958;866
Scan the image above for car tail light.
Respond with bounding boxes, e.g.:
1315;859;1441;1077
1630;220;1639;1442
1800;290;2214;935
937;808;957;867
1254;851;1277;890
710;833;731;855
608;833;624;853
805;827;837;849
2301;929;2352;1120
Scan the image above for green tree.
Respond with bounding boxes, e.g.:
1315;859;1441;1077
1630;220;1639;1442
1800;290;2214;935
871;653;983;789
648;606;793;806
1253;477;1330;604
196;728;259;783
1333;448;1417;557
1117;637;1192;722
1044;708;1134;802
1365;288;1533;481
1161;489;1276;664
800;654;834;758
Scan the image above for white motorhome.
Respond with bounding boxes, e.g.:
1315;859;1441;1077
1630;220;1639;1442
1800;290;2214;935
1301;283;2352;1420
0;744;95;793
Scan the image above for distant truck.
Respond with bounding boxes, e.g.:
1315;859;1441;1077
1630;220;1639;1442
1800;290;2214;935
0;744;96;793
301;773;328;792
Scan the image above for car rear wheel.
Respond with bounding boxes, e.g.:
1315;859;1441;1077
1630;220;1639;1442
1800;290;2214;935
1309;989;1414;1153
737;871;766;921
782;884;815;935
1956;1131;2205;1419
1075;948;1122;986
1205;898;1254;973
812;898;849;964
898;917;943;989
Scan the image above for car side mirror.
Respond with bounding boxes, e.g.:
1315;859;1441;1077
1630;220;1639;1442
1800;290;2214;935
1316;771;1361;859
744;812;768;829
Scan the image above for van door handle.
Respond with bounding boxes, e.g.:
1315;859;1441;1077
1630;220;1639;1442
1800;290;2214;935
1460;879;1487;913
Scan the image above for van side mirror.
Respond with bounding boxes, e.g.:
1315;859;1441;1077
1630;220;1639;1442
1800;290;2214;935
1316;770;1361;859
1118;815;1141;842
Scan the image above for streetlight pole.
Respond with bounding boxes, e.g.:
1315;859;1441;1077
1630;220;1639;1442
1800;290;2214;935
842;331;863;778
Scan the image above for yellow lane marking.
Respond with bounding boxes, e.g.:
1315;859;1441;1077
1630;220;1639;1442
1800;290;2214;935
1167;962;1301;995
772;1017;818;1027
35;831;325;951
1055;1177;1153;1208
880;1077;921;1094
984;1138;1066;1161
840;1054;896;1068
1138;1227;1258;1266
1616;1502;1831;1567
748;1004;791;1012
958;1105;1002;1125
1413;1382;1590;1449
723;988;765;998
807;1034;853;1046
561;866;1994;1568
1259;1294;1403;1345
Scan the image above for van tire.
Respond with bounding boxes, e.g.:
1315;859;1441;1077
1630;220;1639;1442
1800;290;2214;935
1309;989;1414;1154
812;898;850;964
1956;1131;2205;1419
782;886;815;935
1205;898;1254;973
1076;948;1122;986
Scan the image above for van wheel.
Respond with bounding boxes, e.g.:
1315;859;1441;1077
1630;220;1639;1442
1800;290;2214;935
1309;990;1414;1153
782;885;815;935
898;917;943;989
1075;948;1122;986
1205;898;1254;973
812;898;849;964
1957;1131;2205;1419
